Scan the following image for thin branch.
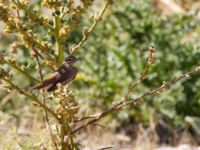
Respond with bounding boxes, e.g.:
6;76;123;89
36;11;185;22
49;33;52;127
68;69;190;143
32;47;44;59
5;60;40;82
34;53;58;150
70;1;110;54
125;70;196;106
2;78;60;121
97;146;114;150
71;66;199;134
122;46;155;101
0;90;15;109
75;46;155;123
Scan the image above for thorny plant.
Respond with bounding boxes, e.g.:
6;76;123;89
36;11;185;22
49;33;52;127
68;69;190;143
0;0;200;150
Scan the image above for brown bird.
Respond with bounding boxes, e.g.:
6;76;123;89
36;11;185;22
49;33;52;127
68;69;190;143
31;55;79;92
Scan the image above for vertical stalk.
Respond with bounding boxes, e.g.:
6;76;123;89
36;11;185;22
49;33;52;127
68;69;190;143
54;15;64;66
60;119;70;150
35;54;58;149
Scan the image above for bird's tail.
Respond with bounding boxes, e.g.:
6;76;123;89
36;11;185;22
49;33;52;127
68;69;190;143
30;82;46;90
30;79;54;90
30;72;58;90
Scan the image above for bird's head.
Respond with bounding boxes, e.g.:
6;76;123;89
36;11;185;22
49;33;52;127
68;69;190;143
65;55;80;66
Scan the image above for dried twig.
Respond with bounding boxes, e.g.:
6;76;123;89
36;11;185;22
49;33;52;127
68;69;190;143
34;52;58;150
2;77;60;121
71;44;199;134
70;1;110;54
32;47;44;59
71;67;199;134
75;46;155;123
5;59;40;82
97;146;114;150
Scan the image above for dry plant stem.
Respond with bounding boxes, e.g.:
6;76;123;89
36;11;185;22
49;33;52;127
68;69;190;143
123;47;154;101
75;47;154;123
2;78;60;121
32;47;44;59
125;70;196;106
60;121;70;150
32;47;55;71
0;90;15;108
72;68;199;134
5;60;40;82
70;1;110;54
35;54;58;150
75;61;151;123
97;146;114;150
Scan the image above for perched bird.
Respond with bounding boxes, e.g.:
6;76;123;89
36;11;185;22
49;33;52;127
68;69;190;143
31;55;79;92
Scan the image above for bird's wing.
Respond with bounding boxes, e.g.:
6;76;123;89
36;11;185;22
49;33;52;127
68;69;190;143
61;67;78;85
31;72;60;89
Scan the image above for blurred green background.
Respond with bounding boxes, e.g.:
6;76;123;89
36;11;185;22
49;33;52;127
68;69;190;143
74;0;200;130
0;0;200;147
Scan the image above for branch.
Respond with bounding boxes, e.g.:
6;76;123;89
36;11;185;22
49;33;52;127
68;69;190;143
71;66;200;134
70;1;110;54
34;54;58;149
32;47;44;59
54;14;64;66
2;77;60;121
75;46;155;123
5;60;40;82
122;46;155;101
125;70;196;106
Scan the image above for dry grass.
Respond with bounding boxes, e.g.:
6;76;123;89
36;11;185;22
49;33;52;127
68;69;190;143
0;109;199;150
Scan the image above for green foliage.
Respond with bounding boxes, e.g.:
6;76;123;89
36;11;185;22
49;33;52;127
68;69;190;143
0;0;200;148
0;0;112;149
73;0;200;128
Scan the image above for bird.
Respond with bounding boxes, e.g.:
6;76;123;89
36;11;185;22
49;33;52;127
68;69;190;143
31;55;79;92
